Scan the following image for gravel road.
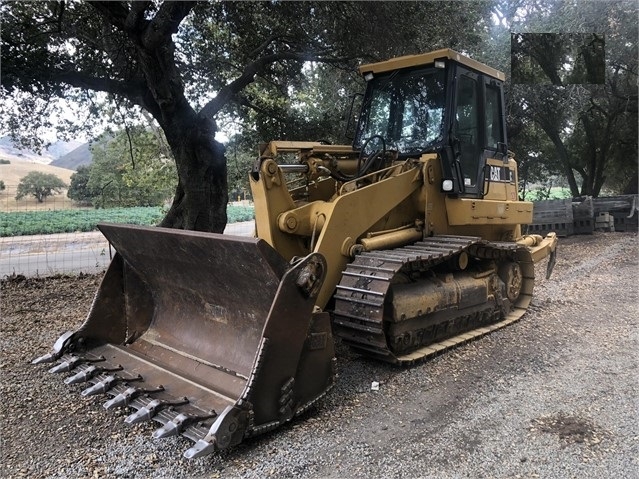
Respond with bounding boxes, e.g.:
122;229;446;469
1;232;637;478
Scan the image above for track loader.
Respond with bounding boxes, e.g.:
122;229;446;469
33;49;557;459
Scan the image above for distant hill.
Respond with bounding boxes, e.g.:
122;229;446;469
0;136;84;164
46;139;85;159
0;160;75;191
51;142;92;169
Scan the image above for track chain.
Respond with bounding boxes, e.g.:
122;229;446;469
333;235;535;365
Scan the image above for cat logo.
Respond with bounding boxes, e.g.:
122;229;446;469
490;165;501;181
488;165;515;183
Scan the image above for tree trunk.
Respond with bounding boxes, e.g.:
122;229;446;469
580;109;614;198
540;127;581;196
160;115;228;233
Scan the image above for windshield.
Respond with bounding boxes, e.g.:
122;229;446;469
355;68;446;155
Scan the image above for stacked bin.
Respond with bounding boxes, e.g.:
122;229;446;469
595;212;615;232
526;195;638;237
592;195;638;232
572;197;595;235
527;199;574;237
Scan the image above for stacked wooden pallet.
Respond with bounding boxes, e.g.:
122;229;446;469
525;195;638;237
527;199;574;237
572;196;595;235
592;195;638;232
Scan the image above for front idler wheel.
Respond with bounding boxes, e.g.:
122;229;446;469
498;262;523;302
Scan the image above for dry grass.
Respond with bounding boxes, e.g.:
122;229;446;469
0;156;76;212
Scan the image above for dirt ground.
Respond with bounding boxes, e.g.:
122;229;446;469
1;232;637;478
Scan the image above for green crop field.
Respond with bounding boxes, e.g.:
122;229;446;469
523;187;572;201
0;205;254;237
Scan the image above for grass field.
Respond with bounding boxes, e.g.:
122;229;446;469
0;156;76;211
0;207;164;236
0;205;255;237
523;187;572;201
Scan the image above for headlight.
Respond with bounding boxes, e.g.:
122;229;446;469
442;179;454;192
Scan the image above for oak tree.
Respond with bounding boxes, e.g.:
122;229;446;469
1;1;489;231
16;171;67;203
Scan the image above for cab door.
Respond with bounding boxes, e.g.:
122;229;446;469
452;69;482;195
482;77;512;201
452;67;509;198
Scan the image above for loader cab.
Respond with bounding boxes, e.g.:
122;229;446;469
356;49;508;198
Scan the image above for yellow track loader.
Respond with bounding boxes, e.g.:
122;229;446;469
34;49;557;459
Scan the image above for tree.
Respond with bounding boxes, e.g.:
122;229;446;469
87;127;177;208
0;179;5;191
15;171;66;203
496;0;637;197
67;165;95;205
511;33;605;85
1;1;490;232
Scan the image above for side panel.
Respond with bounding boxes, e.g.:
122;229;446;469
419;155;527;241
311;166;423;308
445;197;533;226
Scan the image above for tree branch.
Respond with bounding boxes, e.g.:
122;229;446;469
199;52;349;119
55;1;66;33
88;1;131;32
236;95;287;122
141;1;196;49
126;1;152;31
53;69;146;103
248;34;285;58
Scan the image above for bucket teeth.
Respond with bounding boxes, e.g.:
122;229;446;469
49;355;105;374
64;364;123;385
124;399;162;425
32;352;58;365
184;439;216;459
124;397;189;426
103;387;140;410
152;411;216;439
152;413;191;438
32;331;75;364
82;375;119;396
65;365;98;384
81;374;142;397
103;385;164;410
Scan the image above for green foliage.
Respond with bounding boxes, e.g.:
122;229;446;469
0;207;163;237
224;2;492;158
67;165;95;205
15;171;66;202
226;138;256;200
511;33;605;85
0;205;253;237
524;186;572;201
0;159;10;165
0;179;5;191
226;205;255;223
85;127;177;208
504;1;637;198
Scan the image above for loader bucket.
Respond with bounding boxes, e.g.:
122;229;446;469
33;223;335;458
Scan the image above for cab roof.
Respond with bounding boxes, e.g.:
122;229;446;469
358;48;505;82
